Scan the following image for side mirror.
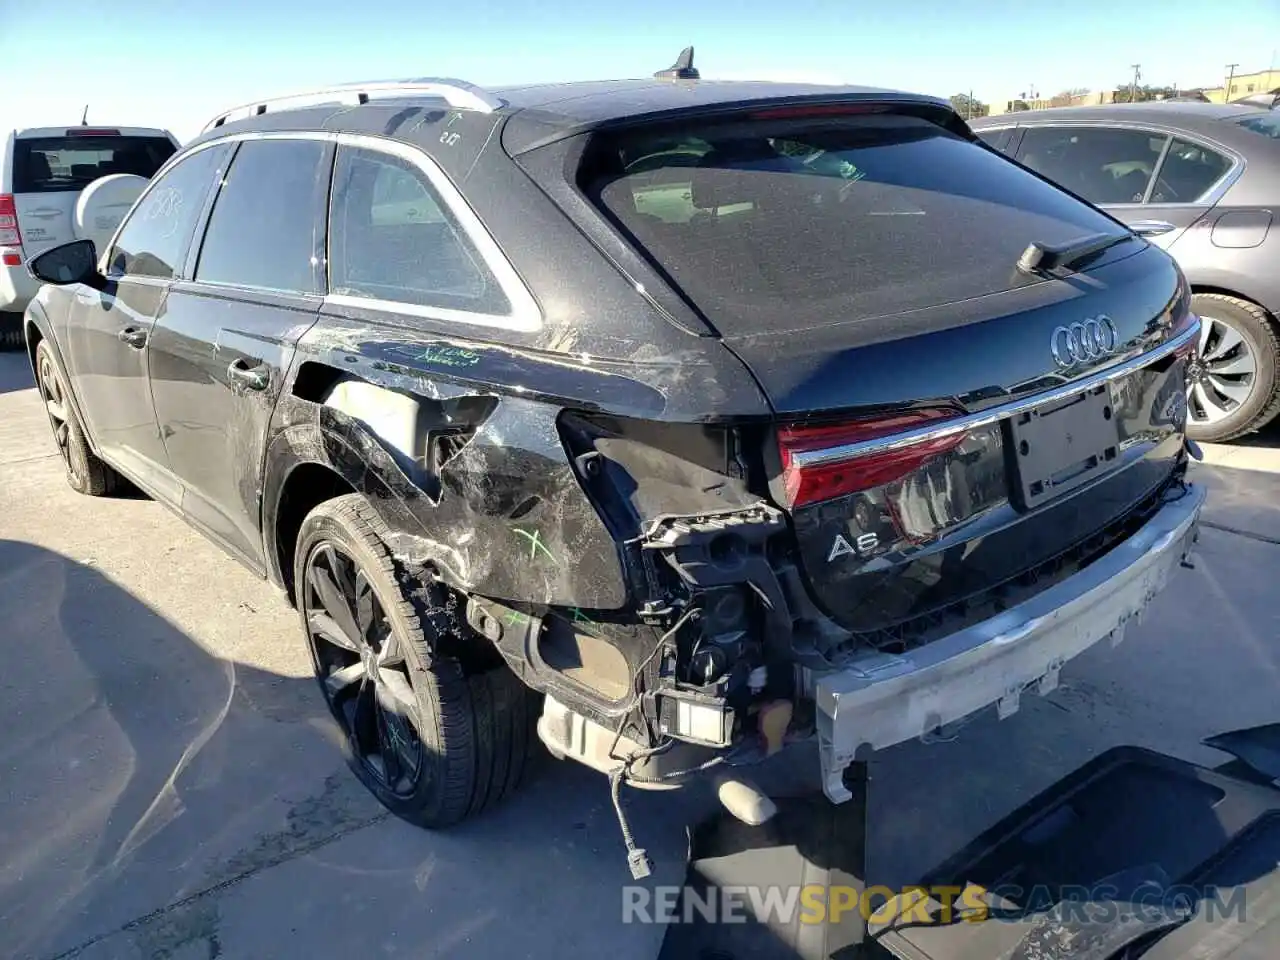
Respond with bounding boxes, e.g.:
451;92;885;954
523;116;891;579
27;239;105;289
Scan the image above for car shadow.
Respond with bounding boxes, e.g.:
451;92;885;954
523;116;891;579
0;538;381;959
0;538;698;960
1231;415;1280;450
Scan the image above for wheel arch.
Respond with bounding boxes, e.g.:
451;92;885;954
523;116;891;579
1188;284;1279;325
266;453;357;605
23;303;103;458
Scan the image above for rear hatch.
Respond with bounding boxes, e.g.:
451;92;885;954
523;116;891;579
555;100;1196;642
8;128;176;256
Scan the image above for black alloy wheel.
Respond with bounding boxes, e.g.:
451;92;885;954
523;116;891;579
34;339;119;496
302;540;425;797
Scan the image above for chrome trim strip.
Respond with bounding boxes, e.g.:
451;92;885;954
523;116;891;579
790;320;1199;470
97;130;542;333
326;133;541;333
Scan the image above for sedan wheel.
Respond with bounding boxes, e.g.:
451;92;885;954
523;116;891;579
1184;293;1280;443
1187;315;1257;428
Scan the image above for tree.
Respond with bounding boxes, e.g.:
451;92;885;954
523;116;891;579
949;92;989;120
1112;83;1178;103
1049;87;1092;107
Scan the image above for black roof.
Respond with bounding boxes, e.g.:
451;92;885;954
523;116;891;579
485;78;937;122
485;78;952;153
194;77;950;150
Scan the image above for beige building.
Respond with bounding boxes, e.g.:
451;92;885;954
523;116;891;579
985;66;1279;117
1202;68;1280;103
988;89;1116;116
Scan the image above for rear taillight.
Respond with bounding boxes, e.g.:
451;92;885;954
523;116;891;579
777;408;964;508
0;194;21;247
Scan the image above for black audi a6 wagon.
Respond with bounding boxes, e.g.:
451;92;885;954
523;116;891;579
22;55;1203;876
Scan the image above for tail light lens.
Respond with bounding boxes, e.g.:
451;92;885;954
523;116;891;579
0;194;21;247
777;408;965;508
1174;313;1201;360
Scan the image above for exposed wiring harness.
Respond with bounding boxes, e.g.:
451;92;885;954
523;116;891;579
605;606;727;878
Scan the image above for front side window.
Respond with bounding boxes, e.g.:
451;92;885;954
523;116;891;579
107;145;226;280
194;138;329;294
1015;126;1170;205
1150;138;1232;203
327;146;507;315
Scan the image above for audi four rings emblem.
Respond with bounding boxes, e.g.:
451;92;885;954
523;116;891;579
1051;316;1119;368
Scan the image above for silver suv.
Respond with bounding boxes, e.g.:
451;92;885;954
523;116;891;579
1;124;178;348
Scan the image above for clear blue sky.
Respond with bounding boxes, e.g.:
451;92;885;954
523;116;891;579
5;0;1278;142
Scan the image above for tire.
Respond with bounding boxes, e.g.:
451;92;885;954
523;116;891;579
1186;293;1280;443
0;312;24;351
34;339;123;496
294;493;541;827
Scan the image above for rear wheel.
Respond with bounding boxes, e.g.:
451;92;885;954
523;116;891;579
1186;293;1280;443
294;494;540;827
34;339;122;496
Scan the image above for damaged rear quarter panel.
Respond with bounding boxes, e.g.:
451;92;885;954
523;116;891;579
263;304;771;612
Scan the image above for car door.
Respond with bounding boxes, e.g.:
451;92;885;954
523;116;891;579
59;144;227;498
1012;124;1211;252
146;136;331;570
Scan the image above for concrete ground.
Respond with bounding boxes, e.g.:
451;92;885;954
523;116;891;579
2;348;1278;960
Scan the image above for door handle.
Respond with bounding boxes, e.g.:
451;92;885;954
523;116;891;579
227;358;270;391
117;327;148;349
1130;220;1177;238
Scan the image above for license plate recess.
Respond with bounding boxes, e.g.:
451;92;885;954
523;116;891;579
1007;383;1120;510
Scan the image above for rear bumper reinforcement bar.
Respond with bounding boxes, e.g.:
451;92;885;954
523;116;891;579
813;482;1206;803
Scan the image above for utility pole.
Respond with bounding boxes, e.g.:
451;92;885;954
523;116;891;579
1225;63;1238;102
1129;64;1141;103
968;88;974;120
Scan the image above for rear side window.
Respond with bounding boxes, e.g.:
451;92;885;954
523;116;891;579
1015;126;1169;204
581;112;1127;336
1237;113;1280;139
327;146;507;315
107;146;226;281
1151;138;1232;203
974;127;1011;152
13;135;176;193
194;138;329;294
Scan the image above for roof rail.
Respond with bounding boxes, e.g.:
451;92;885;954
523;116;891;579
201;78;505;134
